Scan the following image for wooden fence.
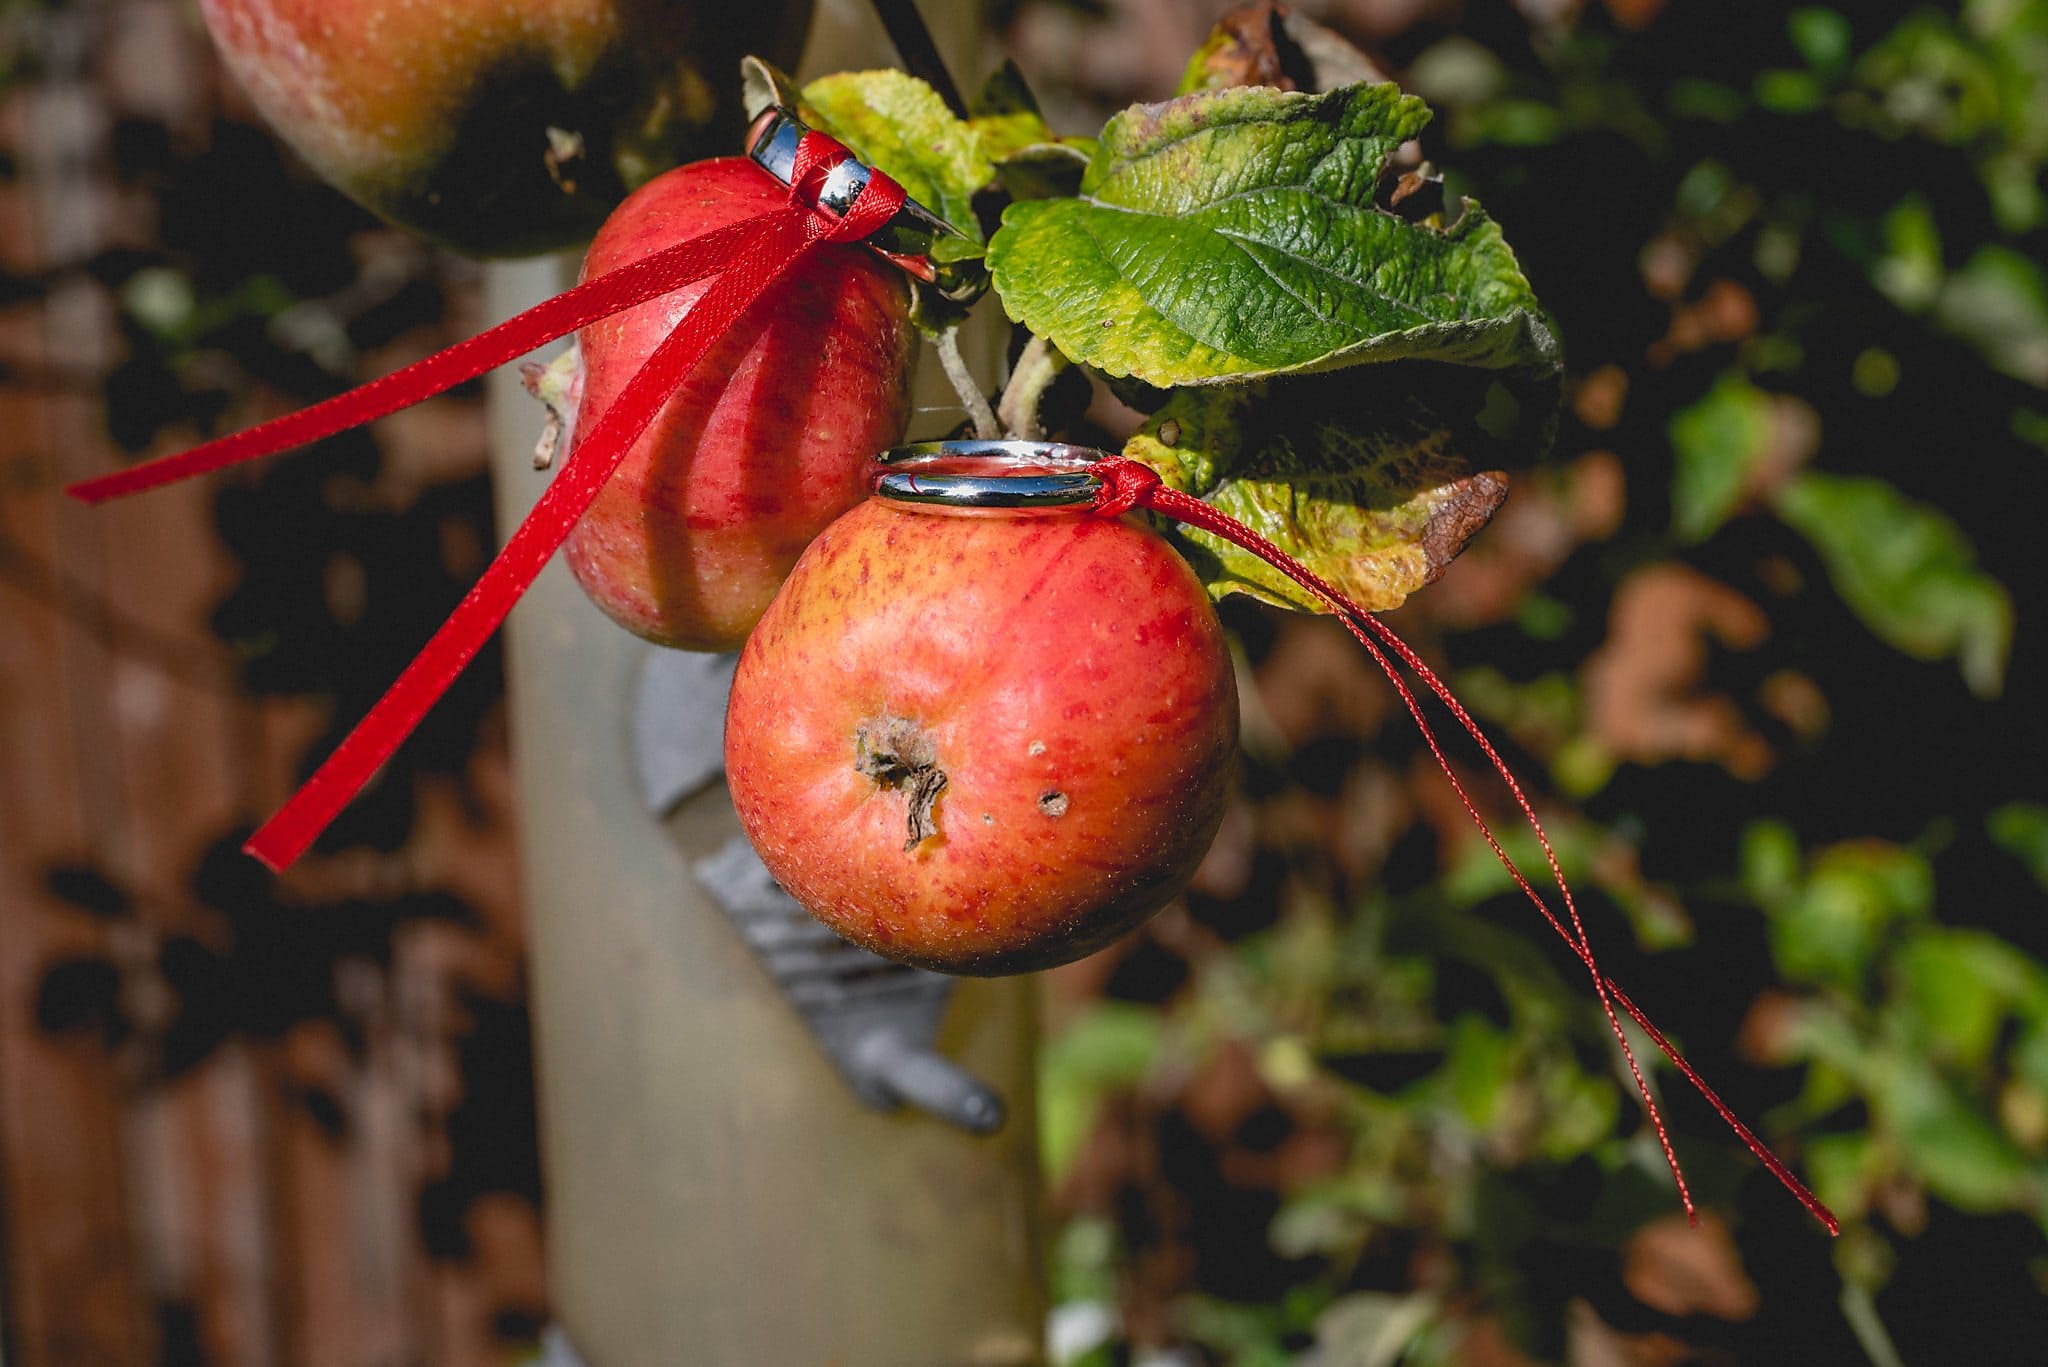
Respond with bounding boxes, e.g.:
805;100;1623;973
0;3;542;1362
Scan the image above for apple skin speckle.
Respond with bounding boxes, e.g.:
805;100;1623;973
198;0;813;257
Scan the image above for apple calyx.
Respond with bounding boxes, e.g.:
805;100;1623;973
519;345;583;470
854;716;947;851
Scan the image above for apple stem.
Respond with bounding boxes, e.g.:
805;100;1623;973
1087;454;1841;1238
867;0;970;119
934;325;1001;439
997;335;1067;441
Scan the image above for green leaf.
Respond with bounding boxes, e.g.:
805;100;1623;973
1122;362;1512;612
1871;196;1944;312
1892;929;2036;1071
1535;1057;1622;1161
1803;1132;1877;1222
2016;1021;2048;1094
970;59;1041;120
1441;1015;1514;1130
1050;1214;1120;1308
1669;372;1776;541
1935;245;2048;387
1774;473;2013;696
1990;803;2048;894
745;60;1092;319
1741;819;1805;908
792;64;1102;236
967;107;1070;167
988;82;1558;387
1271;1175;1407;1260
1764;840;1932;992
1879;1064;2039;1213
1789;8;1854;75
1754;68;1826;115
967;61;1096;202
1039;1003;1164;1182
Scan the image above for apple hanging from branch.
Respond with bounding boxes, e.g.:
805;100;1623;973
560;157;916;650
725;458;1240;975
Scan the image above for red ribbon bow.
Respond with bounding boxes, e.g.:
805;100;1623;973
69;133;907;871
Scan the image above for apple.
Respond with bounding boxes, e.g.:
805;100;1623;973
560;157;916;651
197;0;813;257
724;470;1240;974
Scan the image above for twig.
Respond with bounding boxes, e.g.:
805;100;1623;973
1840;1282;1907;1367
995;335;1066;440
866;0;968;119
934;327;999;439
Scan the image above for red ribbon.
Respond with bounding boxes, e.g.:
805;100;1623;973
68;133;907;871
1090;456;1839;1236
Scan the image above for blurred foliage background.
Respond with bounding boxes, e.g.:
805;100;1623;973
0;0;2042;1364
1006;1;2048;1363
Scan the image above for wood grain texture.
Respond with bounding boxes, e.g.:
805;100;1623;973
0;4;543;1362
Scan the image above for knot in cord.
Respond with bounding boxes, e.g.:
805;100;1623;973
1090;455;1163;518
789;131;907;243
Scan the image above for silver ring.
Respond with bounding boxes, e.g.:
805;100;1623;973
874;440;1112;509
746;107;988;303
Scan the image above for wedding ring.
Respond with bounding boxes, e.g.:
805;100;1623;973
746;107;987;302
874;441;1110;508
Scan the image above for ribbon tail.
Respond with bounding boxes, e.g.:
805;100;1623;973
1359;611;1837;1232
66;215;776;505
1338;609;1695;1219
243;209;816;871
1117;467;1838;1235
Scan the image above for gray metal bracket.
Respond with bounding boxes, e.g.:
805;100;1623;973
629;648;1005;1135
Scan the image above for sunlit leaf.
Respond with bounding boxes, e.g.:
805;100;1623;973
1936;246;2048;387
1774;473;2013;697
1123;363;1515;612
1763;840;1933;992
989;82;1558;387
1670;372;1776;541
1893;929;2045;1070
1880;1065;2039;1213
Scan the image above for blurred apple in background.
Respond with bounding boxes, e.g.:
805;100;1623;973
197;0;814;256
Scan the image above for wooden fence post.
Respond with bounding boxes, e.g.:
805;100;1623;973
481;11;1043;1362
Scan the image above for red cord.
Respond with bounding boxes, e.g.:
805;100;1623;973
66;215;771;505
1091;455;1839;1236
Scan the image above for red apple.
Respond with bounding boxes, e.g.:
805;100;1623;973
724;478;1240;974
197;0;812;257
561;157;916;651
